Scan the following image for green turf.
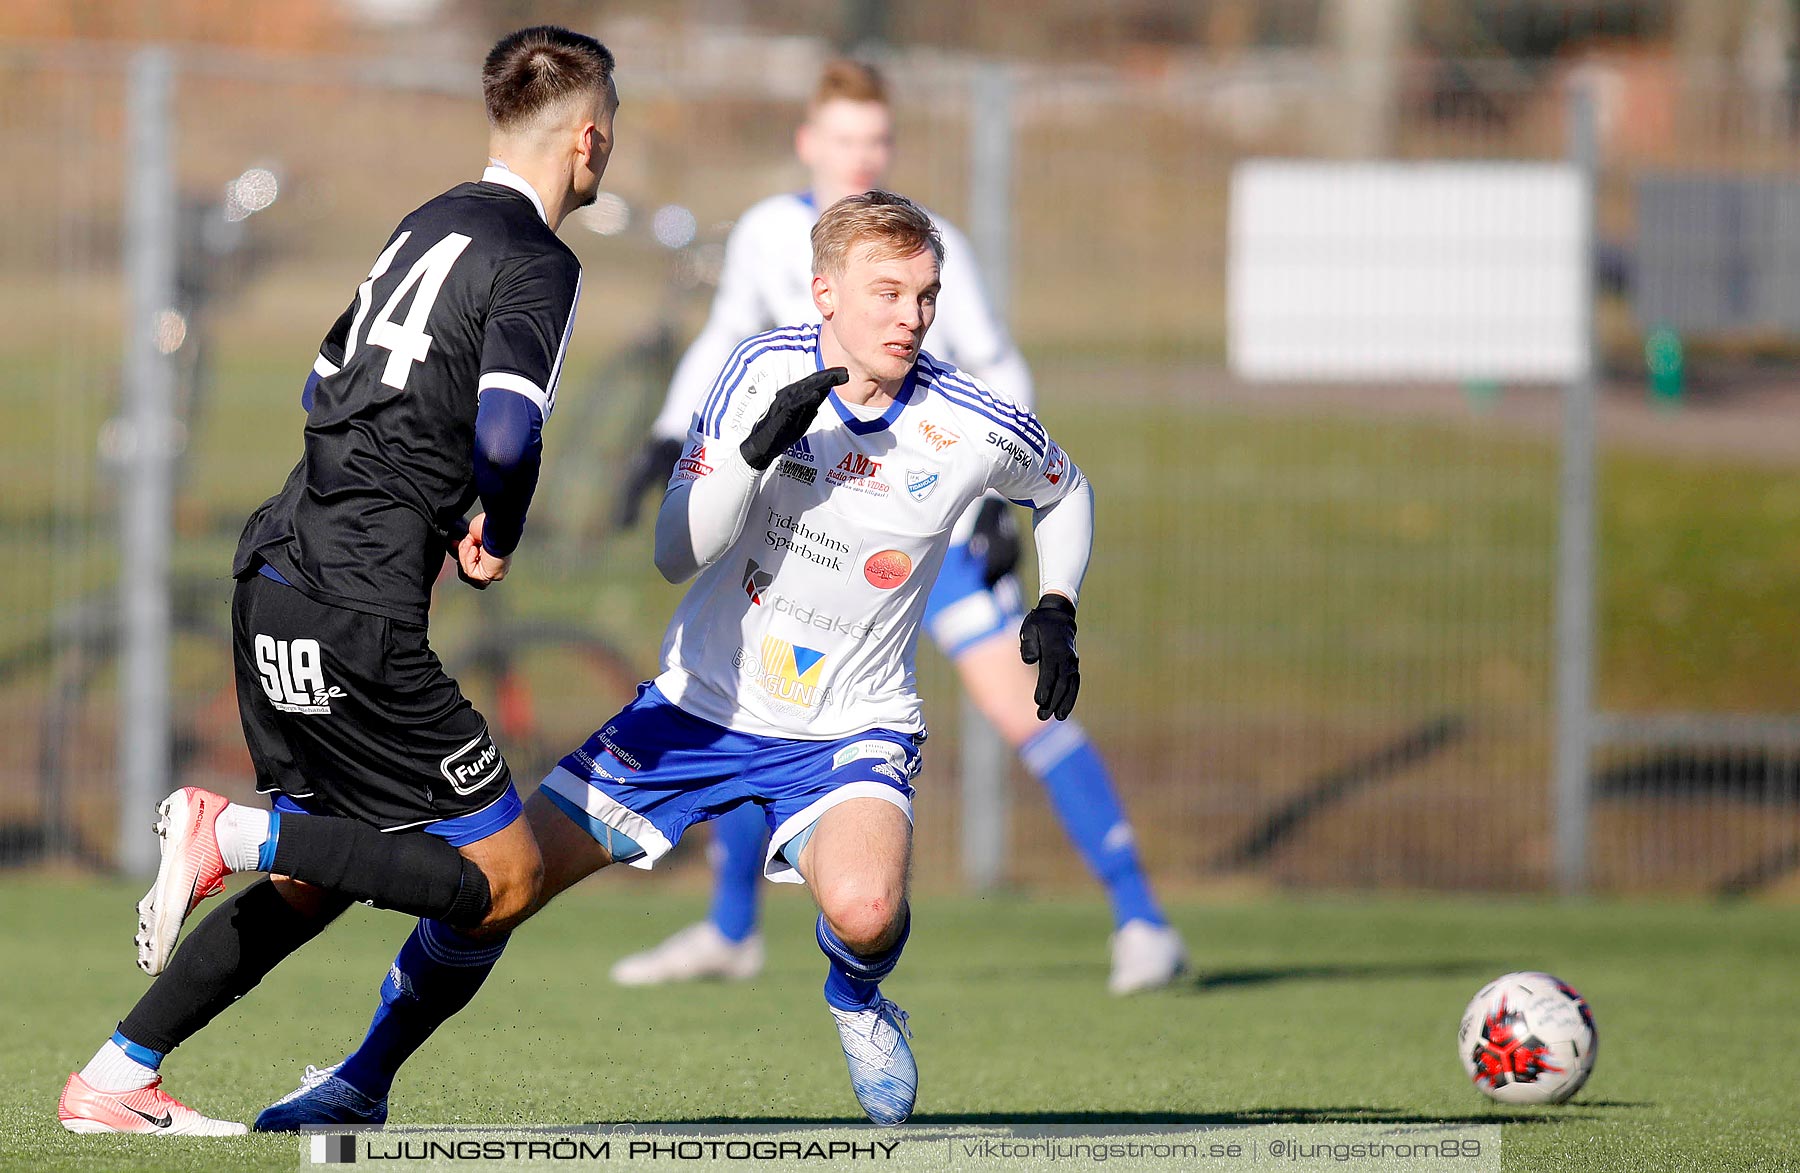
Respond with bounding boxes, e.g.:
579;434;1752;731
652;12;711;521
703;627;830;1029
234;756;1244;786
3;880;1795;1171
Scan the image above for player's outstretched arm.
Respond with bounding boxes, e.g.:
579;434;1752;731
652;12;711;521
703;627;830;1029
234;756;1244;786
653;367;846;582
1019;473;1094;721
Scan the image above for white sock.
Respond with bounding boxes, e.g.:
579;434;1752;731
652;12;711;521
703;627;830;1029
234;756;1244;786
214;804;272;873
80;1040;158;1093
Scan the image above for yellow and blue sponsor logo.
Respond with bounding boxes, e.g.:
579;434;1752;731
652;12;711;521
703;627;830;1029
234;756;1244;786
744;635;830;709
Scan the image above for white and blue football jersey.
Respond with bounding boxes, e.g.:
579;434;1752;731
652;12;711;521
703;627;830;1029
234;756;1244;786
653;324;1081;741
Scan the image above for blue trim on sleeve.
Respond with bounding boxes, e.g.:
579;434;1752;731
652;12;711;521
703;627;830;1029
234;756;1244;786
922;362;1046;455
257;563;292;587
698;326;820;438
301;369;320;413
918;353;1045;439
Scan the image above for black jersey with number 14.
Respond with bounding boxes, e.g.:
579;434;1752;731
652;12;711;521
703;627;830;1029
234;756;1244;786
234;167;581;626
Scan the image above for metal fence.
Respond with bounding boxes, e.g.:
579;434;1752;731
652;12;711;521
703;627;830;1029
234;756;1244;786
1;37;1794;896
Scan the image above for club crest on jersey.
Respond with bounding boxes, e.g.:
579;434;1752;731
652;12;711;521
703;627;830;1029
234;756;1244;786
253;635;346;715
439;729;506;796
906;468;939;501
742;559;772;605
735;636;830;712
1044;442;1068;485
827;451;890;496
916;420;960;452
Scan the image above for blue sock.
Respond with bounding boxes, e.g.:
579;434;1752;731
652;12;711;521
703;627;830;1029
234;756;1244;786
706;804;768;943
816;909;910;1011
1022;721;1166;929
335;919;508;1100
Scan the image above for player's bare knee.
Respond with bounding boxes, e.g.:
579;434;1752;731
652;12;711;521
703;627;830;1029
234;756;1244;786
822;881;904;954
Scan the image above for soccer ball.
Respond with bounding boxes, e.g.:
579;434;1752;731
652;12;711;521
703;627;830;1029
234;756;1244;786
1457;971;1597;1104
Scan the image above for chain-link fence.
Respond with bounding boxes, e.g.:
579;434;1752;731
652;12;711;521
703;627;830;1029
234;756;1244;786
1;36;1794;895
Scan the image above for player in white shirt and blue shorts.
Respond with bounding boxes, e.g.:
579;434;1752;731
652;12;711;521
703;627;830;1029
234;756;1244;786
614;59;1185;997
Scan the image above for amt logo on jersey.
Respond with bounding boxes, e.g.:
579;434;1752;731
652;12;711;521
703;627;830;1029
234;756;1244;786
254;635;345;715
827;452;890;496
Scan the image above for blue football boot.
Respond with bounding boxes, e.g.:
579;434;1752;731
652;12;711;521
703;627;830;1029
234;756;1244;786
254;1063;387;1131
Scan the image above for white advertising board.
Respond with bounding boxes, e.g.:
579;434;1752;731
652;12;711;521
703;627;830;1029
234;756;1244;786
1229;160;1588;381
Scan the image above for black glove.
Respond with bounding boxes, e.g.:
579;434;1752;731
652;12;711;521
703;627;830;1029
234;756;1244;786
738;367;849;470
1019;593;1080;721
613;436;686;530
966;497;1020;588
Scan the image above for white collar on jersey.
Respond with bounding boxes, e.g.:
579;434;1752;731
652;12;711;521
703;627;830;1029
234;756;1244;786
481;160;548;225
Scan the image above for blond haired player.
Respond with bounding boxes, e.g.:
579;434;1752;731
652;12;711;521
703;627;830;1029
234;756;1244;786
615;60;1184;995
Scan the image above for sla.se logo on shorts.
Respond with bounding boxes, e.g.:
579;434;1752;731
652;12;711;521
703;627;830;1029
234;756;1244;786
253;635;347;716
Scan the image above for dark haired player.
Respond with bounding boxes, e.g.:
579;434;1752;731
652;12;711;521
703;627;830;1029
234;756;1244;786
57;26;618;1135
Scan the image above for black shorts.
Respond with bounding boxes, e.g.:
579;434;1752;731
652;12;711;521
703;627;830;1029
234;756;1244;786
232;569;512;833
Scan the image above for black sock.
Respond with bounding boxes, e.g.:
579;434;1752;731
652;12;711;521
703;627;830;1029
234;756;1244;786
269;816;492;928
117;878;351;1055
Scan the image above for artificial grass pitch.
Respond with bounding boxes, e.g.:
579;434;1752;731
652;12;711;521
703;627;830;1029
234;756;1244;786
4;878;1795;1171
